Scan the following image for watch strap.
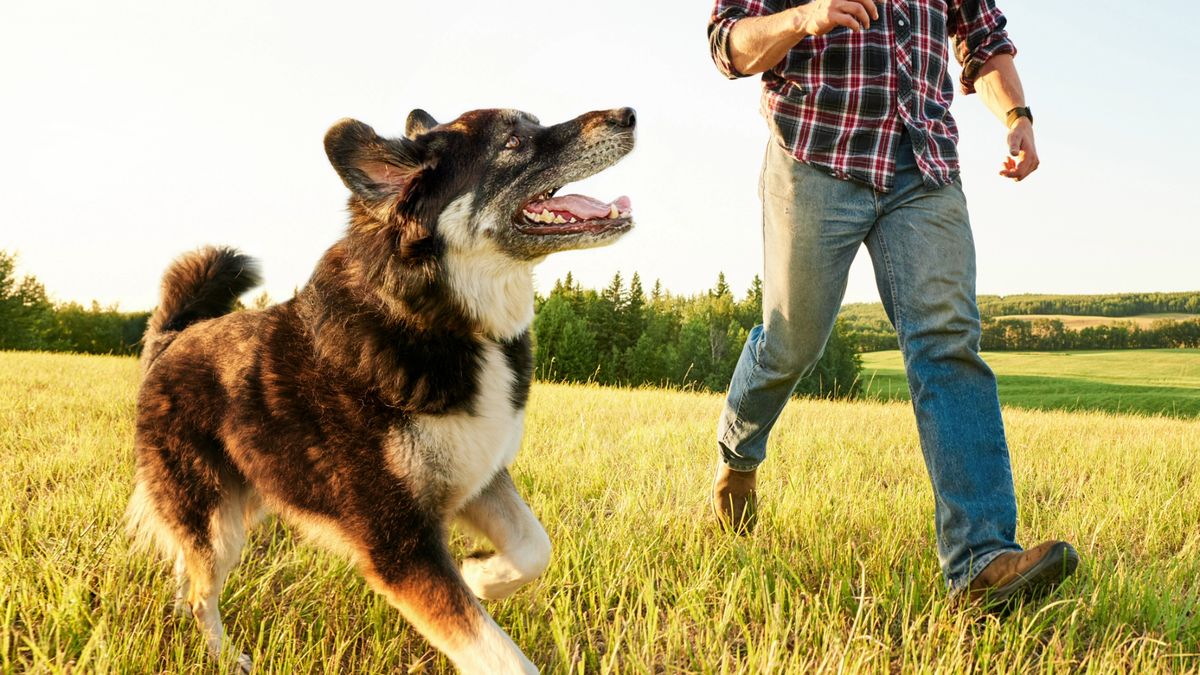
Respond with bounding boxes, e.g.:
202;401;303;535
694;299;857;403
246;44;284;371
1006;106;1033;127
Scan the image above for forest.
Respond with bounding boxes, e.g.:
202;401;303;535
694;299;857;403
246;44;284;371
4;250;1196;384
0;251;862;398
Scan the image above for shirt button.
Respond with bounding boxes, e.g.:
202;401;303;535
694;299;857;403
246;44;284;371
898;19;906;26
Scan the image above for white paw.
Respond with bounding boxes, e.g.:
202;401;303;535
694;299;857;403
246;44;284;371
462;556;528;601
236;652;253;673
172;599;194;619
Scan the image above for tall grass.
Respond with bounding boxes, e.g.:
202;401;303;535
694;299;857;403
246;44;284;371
2;351;1198;673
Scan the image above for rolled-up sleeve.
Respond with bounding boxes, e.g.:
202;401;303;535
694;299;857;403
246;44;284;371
708;0;768;80
950;0;1017;94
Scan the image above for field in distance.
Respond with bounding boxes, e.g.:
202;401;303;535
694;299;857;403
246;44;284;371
861;348;1200;418
3;350;1198;673
994;313;1200;329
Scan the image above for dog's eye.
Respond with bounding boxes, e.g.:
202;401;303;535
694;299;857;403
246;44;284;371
505;135;521;150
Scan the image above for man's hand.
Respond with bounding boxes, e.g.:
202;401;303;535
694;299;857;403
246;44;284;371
794;0;880;36
1000;118;1038;182
726;0;879;76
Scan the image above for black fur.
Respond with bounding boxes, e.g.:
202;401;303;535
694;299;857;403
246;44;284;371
150;246;260;335
129;107;636;672
501;332;534;409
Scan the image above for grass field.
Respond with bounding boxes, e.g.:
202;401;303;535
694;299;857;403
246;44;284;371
863;349;1200;418
993;314;1200;330
3;351;1199;673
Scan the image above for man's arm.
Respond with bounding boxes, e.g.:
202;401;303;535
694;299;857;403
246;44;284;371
709;0;879;78
950;0;1035;182
974;54;1037;181
729;1;878;75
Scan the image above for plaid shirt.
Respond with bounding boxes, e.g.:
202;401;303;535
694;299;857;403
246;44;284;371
708;0;1016;191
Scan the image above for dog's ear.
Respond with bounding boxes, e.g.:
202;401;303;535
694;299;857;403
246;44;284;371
405;109;438;139
324;118;429;201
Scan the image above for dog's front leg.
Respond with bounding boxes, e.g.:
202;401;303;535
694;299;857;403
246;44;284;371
456;469;551;601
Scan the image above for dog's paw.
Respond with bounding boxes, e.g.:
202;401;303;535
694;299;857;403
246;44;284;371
236;652;253;674
172;599;194;619
462;555;525;601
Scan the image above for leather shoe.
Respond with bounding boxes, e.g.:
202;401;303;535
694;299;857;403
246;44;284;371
967;540;1080;607
712;463;757;534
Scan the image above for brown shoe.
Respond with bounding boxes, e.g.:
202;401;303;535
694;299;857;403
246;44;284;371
967;540;1080;608
712;463;757;534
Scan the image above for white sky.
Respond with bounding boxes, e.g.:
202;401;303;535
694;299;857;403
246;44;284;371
2;0;1197;310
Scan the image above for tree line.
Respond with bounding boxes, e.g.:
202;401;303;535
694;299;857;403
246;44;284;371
979;317;1200;351
976;292;1200;317
533;272;862;398
0;252;149;355
839;293;1200;352
1;251;864;398
850;317;1200;353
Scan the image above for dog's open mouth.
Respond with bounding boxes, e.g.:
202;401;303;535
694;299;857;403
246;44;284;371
515;188;633;236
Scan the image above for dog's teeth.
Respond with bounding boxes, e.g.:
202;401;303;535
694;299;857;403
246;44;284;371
523;210;537;220
540;211;555;223
569;217;577;223
553;215;566;224
608;204;619;219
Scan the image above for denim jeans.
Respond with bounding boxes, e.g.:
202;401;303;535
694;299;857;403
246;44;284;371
717;134;1021;592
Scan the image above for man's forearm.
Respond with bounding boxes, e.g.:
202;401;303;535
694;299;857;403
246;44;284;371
723;1;878;76
974;54;1025;126
727;10;805;76
975;52;1039;181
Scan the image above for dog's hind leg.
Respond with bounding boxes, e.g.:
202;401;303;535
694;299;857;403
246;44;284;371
180;482;256;673
172;551;192;617
130;435;256;673
456;469;552;601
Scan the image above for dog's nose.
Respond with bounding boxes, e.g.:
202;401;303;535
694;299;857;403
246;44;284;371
610;107;637;128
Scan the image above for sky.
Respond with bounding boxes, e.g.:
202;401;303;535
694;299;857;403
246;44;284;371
2;0;1197;311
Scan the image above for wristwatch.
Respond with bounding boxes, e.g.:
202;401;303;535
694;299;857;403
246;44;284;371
1006;106;1033;128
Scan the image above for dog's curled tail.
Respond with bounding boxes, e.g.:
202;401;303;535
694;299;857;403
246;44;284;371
142;246;261;367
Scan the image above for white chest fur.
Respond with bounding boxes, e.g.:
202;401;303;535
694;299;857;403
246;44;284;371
385;341;525;514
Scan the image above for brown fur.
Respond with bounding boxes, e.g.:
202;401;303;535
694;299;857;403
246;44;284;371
127;107;635;673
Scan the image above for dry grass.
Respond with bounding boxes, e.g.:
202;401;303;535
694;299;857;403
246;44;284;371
3;351;1198;673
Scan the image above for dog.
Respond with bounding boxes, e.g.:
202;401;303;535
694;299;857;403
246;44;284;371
126;106;636;673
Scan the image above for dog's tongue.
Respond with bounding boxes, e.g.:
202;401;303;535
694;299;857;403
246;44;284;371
534;194;631;219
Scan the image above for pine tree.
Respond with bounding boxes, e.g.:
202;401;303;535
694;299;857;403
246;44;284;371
735;275;764;330
711;271;732;300
602;272;625;308
0;251;54;351
625;272;647;343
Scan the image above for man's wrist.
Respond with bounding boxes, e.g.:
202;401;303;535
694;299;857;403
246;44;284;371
1008;117;1032;132
1005;106;1033;129
789;6;811;39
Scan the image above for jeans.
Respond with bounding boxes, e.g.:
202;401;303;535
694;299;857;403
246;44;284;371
717;134;1021;592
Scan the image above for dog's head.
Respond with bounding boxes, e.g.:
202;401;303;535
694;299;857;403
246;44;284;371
324;107;636;262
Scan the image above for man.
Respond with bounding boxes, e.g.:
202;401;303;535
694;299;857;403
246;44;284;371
706;0;1078;604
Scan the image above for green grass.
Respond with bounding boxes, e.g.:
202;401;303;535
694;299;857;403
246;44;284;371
862;349;1200;418
3;350;1199;673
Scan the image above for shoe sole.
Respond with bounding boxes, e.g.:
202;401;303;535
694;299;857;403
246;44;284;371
983;541;1080;609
